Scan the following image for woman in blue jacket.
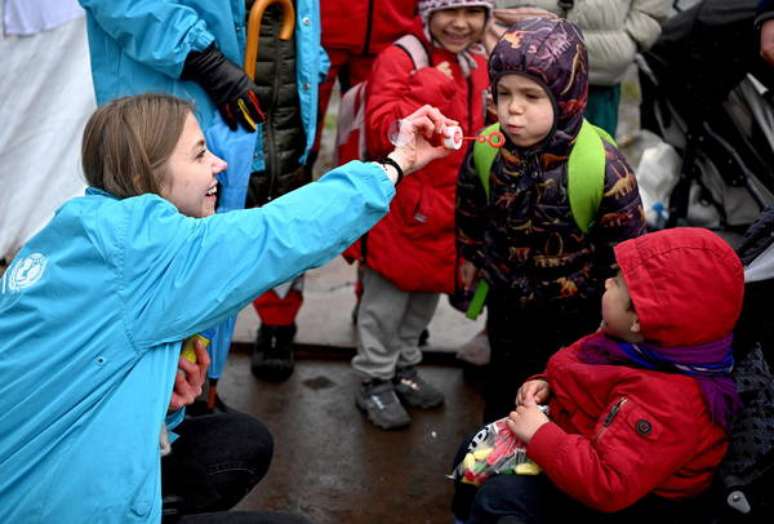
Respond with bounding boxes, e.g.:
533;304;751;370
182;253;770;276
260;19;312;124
78;0;332;390
0;94;454;523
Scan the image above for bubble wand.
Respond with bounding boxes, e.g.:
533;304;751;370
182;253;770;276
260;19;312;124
389;120;506;150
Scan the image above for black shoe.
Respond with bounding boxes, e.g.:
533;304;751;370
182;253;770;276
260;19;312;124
251;324;296;382
355;379;411;430
394;366;444;408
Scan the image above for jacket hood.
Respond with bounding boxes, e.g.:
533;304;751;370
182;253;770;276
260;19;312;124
489;17;588;155
614;228;744;347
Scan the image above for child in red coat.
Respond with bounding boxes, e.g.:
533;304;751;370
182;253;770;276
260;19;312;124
453;227;744;523
350;0;493;430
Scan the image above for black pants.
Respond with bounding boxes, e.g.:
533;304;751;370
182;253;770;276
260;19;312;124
483;293;600;423
451;438;691;524
162;411;310;523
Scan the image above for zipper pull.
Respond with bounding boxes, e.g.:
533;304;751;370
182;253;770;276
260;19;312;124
603;398;627;427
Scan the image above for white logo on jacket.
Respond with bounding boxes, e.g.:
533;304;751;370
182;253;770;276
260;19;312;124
5;253;47;293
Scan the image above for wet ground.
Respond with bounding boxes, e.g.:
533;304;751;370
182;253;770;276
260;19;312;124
219;354;484;523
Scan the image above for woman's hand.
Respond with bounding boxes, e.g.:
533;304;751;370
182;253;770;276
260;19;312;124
169;337;211;412
388;105;459;176
516;379;550;407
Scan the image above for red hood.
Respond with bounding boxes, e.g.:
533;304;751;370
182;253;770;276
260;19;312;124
614;228;744;347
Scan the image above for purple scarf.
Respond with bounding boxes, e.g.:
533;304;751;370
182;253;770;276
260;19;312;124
579;332;741;431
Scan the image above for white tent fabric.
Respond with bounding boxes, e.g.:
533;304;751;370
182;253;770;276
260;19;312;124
3;0;84;35
0;3;93;259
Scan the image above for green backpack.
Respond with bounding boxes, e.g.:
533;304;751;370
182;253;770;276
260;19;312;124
465;119;615;319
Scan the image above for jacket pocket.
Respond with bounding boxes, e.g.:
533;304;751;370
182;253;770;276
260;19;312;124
594;397;661;446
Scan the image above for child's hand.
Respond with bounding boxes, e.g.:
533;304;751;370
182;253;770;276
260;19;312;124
516;379;550;407
435;61;453;79
459;260;479;291
506;397;550;444
169;337;211;411
389;105;459;175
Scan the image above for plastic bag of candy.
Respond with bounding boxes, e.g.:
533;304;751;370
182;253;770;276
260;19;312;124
450;410;547;486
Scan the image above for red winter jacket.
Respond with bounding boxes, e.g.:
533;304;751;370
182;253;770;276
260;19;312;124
345;31;489;292
321;0;419;55
528;339;728;511
525;228;746;511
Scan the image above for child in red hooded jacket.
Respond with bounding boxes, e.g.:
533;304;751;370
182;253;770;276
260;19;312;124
452;227;744;523
349;0;493;430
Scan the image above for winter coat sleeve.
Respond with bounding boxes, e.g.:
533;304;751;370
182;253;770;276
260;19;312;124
455;145;489;268
624;0;670;52
365;45;457;159
78;0;216;78
587;144;646;285
112;163;394;348
526;398;706;512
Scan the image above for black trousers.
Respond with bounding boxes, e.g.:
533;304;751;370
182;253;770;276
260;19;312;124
483;293;600;423
162;410;311;524
450;437;693;524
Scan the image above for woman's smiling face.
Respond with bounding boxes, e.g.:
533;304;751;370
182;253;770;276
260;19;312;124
162;112;227;218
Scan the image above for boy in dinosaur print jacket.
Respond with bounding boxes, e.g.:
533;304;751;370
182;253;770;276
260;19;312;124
456;18;646;423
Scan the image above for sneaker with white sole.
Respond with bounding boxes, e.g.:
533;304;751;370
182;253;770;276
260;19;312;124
355;379;411;430
394;366;445;409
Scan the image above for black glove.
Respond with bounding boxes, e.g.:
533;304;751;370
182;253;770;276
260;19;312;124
182;44;265;132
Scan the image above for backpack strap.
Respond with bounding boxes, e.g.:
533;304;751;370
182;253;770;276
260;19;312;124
567;119;614;233
394;34;430;71
465;119;612;319
472;123;501;200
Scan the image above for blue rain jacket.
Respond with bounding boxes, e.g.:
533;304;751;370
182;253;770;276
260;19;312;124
79;0;328;169
79;0;330;378
0;164;393;523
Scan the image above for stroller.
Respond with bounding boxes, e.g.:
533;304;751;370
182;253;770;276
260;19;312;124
638;0;774;239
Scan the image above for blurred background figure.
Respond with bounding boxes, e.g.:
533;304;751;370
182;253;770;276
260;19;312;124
0;0;92;265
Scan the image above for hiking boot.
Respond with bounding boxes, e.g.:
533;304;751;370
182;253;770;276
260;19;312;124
355;379;411;430
251;324;296;382
394;366;444;408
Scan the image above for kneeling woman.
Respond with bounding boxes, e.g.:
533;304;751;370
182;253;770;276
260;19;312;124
0;94;454;522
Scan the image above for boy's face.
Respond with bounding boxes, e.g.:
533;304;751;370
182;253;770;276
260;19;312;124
429;7;488;54
163;113;227;218
601;273;643;343
495;74;555;148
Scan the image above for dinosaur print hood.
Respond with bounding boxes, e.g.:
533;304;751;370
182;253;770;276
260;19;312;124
488;17;588;157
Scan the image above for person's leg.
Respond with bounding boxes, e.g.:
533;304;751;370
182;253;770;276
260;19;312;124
351;266;412;429
393;291;444;408
161;411;273;517
178;511;312;524
467;475;549;524
584;84;622;137
251;279;304;381
483;295;600;423
483;296;544;423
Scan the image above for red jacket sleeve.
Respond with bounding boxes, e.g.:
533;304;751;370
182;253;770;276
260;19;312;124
365;45;457;159
526;396;705;512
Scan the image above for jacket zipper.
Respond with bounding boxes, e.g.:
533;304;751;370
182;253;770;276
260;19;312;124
594;397;627;442
363;0;375;55
265;16;283;202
